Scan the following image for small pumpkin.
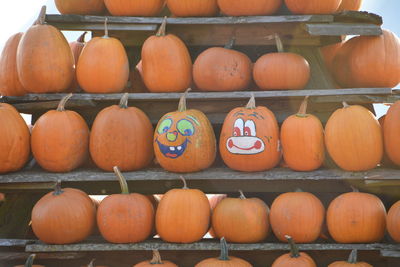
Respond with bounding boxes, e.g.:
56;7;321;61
383;101;400;166
387;200;400;242
134;250;178;267
14;254;45;267
167;0;218;17
328;249;373;267
208;194;227;238
284;0;342;14
337;0;363;11
272;235;317;267
105;0;165;16
68;32;87;92
55;0;106;15
156;176;210;243
218;0;281;16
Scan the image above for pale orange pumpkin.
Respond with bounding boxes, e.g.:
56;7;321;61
383;101;400;166
55;0;106;15
218;0;282;16
285;0;342;14
105;0;165;16
337;0;363;11
68;32;87;92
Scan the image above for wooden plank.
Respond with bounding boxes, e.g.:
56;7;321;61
381;250;400;258
312;93;398;104
305;23;382;36
51;23;157;31
0;252;85;261
334;11;383;25
0;239;34;247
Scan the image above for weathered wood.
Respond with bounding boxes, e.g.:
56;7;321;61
381;250;400;258
0;239;34;247
312;93;399;104
0;252;86;261
334;11;383;25
305;23;382;36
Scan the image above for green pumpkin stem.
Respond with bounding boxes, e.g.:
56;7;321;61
35;6;46;25
239;190;246;199
57;93;73;112
296;96;309;117
150;250;163;264
113;166;129;194
87;259;96;267
53;180;63;196
245;93;256;109
285;235;300;258
274;34;284;53
104;17;109;38
157;16;167;37
224;37;236;49
180;176;189;189
342;101;350;108
77;32;88;43
348;249;358;263
119;93;129;109
178;88;191;112
219;237;230;261
24;254;36;267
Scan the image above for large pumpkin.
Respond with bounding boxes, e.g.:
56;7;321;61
156;176;210;243
68;32;87;92
281;96;325;171
14;254;45;267
31;94;90;172
154;90;216;173
55;0;106;15
105;0;165;16
0;33;26;96
134;250;178;267
324;102;382;171
218;0;281;16
17;6;74;93
337;0;363;11
212;190;270;243
97;167;154;243
0;103;30;174
77;19;129;93
219;94;280;172
272;235;317;267
328;249;373;267
142;17;192;93
31;181;96;244
167;0;218;16
90;93;154;171
284;0;342;14
383;101;400;166
327;191;386;243
387;200;400;242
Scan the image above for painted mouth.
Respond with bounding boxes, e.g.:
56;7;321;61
226;136;265;155
156;138;189;159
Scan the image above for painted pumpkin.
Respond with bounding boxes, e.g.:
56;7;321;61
55;0;106;15
14;254;45;267
219;94;280;172
134;250;178;266
337;0;363;11
383;101;400;166
387;200;400;242
154;90;216;173
167;0;218;17
328;249;373;267
285;0;342;14
208;194;227;238
105;0;165;16
272;235;317;267
218;0;281;16
68;32;87;92
327;191;386;243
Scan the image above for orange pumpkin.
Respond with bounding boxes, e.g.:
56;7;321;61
327;191;386;243
68;32;87;92
154;89;216;173
134;250;178;267
17;6;74;93
31;94;90;172
272;235;317;267
219;94;280;172
337;0;363;11
97;167;155;243
0;32;26;96
284;0;341;14
90;93;154;171
195;238;252;267
383;101;400;166
31;181;96;244
0;103;30;174
208;194;227;238
320;42;343;74
142;17;192;93
156;176;210;243
218;0;281;16
387;200;400;242
212;190;270;243
270;191;325;243
77;19;129;93
324;102;383;171
328;249;373;267
281;96;325;171
105;0;165;16
14;254;45;267
167;0;218;16
55;0;106;15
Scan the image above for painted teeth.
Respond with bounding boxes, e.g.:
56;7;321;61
169;147;175;151
177;146;182;151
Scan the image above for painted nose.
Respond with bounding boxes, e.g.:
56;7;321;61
166;131;178;142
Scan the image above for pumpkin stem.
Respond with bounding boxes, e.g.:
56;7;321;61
274;34;284;53
104;17;109;38
342;101;350;108
119;93;129;109
178;88;191;112
245;93;256;109
113;166;129;194
87;259;95;267
53;180;63;196
285;235;300;258
150;250;163;264
219;237;230;261
180;176;189;189
24;254;36;267
238;190;246;199
224;37;236;49
156;16;167;37
77;32;88;43
35;6;46;25
297;96;309;117
294;188;304;192
57;93;73;112
347;249;358;263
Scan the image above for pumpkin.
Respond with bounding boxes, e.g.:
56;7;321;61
333;29;400;88
271;235;317;267
253;34;310;90
55;0;106;15
387;200;400;242
104;0;165;16
31;94;90;172
193;38;252;92
154;89;216;173
328;249;373;267
0;103;30;174
167;0;218;17
281;96;325;171
270;190;325;243
156;176;210;243
142;17;192;93
324;102;383;171
31;181;96;244
68;32;87;92
219;94;280;172
195;237;252;267
284;0;342;14
327;190;386;243
383;101;400;166
97;167;154;243
320;42;343;74
17;6;74;93
337;0;363;11
14;254;45;267
208;194;227;238
134;250;178;267
218;0;281;16
212;190;270;243
0;33;26;96
90;93;154;171
77;19;129;93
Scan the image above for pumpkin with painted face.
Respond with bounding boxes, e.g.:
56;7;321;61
154;90;216;173
220;95;280;172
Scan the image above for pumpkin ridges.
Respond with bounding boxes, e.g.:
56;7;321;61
105;0;165;16
167;0;218;17
68;32;87;92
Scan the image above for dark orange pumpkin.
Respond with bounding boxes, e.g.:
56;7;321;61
337;0;363;11
14;254;45;267
105;0;165;16
383;101;400;166
327;191;386;243
285;0;341;14
281;97;325;171
154;89;216;173
0;32;26;96
142;17;192;93
219;94;280;172
218;0;281;16
212;190;270;243
156;176;210;243
208;194;227;238
31;181;96;244
328;249;373;267
77;19;129;93
0;103;30;174
90;93;154;171
167;0;218;17
387;200;400;242
55;0;106;15
97;167;155;243
134;250;178;267
31;94;89;172
68;32;87;92
272;235;317;267
325;102;383;171
270;191;325;243
17;6;74;93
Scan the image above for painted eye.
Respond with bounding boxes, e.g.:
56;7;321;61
244;120;256;136
233;118;244;136
177;119;195;136
157;118;173;134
